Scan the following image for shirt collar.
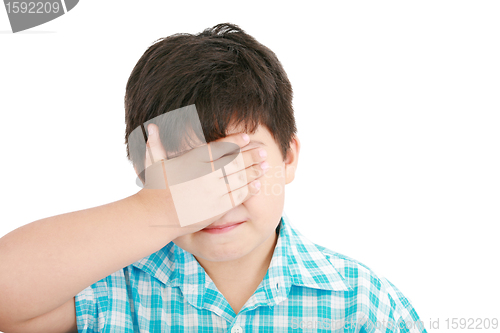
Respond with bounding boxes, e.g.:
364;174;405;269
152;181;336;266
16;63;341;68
278;212;352;292
131;212;352;311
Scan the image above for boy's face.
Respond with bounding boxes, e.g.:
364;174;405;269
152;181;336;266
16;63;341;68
172;123;300;263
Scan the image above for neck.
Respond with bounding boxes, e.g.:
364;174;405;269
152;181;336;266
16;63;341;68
194;229;279;314
195;230;279;287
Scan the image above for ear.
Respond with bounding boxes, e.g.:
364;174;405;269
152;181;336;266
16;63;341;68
284;135;300;184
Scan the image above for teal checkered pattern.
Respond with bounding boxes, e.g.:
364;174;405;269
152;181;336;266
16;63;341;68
75;213;427;332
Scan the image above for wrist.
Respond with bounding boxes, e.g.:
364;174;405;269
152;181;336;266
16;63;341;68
133;188;183;241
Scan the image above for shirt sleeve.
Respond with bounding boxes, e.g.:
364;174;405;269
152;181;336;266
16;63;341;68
380;277;427;333
74;278;110;333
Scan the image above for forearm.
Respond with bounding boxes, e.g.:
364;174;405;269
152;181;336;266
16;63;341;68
0;190;177;325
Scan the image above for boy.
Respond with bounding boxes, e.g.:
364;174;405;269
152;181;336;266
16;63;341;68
0;23;427;332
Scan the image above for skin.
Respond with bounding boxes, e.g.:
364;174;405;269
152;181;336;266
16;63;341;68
172;123;301;314
0;122;296;332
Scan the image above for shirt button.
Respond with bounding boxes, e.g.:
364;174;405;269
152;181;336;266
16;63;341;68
231;325;243;333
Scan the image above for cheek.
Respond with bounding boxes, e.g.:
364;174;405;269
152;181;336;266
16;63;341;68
260;164;286;197
244;170;285;215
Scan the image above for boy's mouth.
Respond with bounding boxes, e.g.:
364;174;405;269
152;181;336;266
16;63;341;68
201;220;247;233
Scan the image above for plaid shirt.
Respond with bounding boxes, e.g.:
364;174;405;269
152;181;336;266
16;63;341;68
75;213;427;333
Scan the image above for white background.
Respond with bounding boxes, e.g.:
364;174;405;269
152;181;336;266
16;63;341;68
1;1;499;331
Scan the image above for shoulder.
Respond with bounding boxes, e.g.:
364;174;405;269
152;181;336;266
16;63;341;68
315;243;372;272
315;242;405;304
285;220;395;297
312;243;426;332
314;243;380;286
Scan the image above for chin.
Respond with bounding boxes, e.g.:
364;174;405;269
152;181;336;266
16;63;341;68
199;246;247;262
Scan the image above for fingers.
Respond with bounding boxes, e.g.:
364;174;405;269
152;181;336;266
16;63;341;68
208;133;250;161
220;133;251;149
211;133;268;205
143;131;249;189
221;147;270;204
222;171;265;206
223;147;268;185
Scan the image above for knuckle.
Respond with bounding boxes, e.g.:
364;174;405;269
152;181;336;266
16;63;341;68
253;167;261;179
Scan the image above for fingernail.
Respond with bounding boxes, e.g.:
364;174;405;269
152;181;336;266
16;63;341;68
261;161;269;170
149;126;155;136
242;133;250;142
259;149;267;158
255;180;261;189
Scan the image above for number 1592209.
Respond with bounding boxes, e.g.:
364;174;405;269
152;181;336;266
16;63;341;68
445;318;498;330
5;2;61;14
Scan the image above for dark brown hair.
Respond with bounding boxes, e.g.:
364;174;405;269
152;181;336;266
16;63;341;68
124;23;296;181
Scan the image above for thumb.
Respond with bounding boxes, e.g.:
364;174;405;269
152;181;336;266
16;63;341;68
144;123;168;169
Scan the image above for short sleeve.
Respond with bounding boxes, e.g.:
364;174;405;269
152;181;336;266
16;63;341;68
74;278;110;333
381;277;427;333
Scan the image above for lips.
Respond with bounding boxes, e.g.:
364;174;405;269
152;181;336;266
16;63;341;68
200;221;246;234
203;220;247;230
